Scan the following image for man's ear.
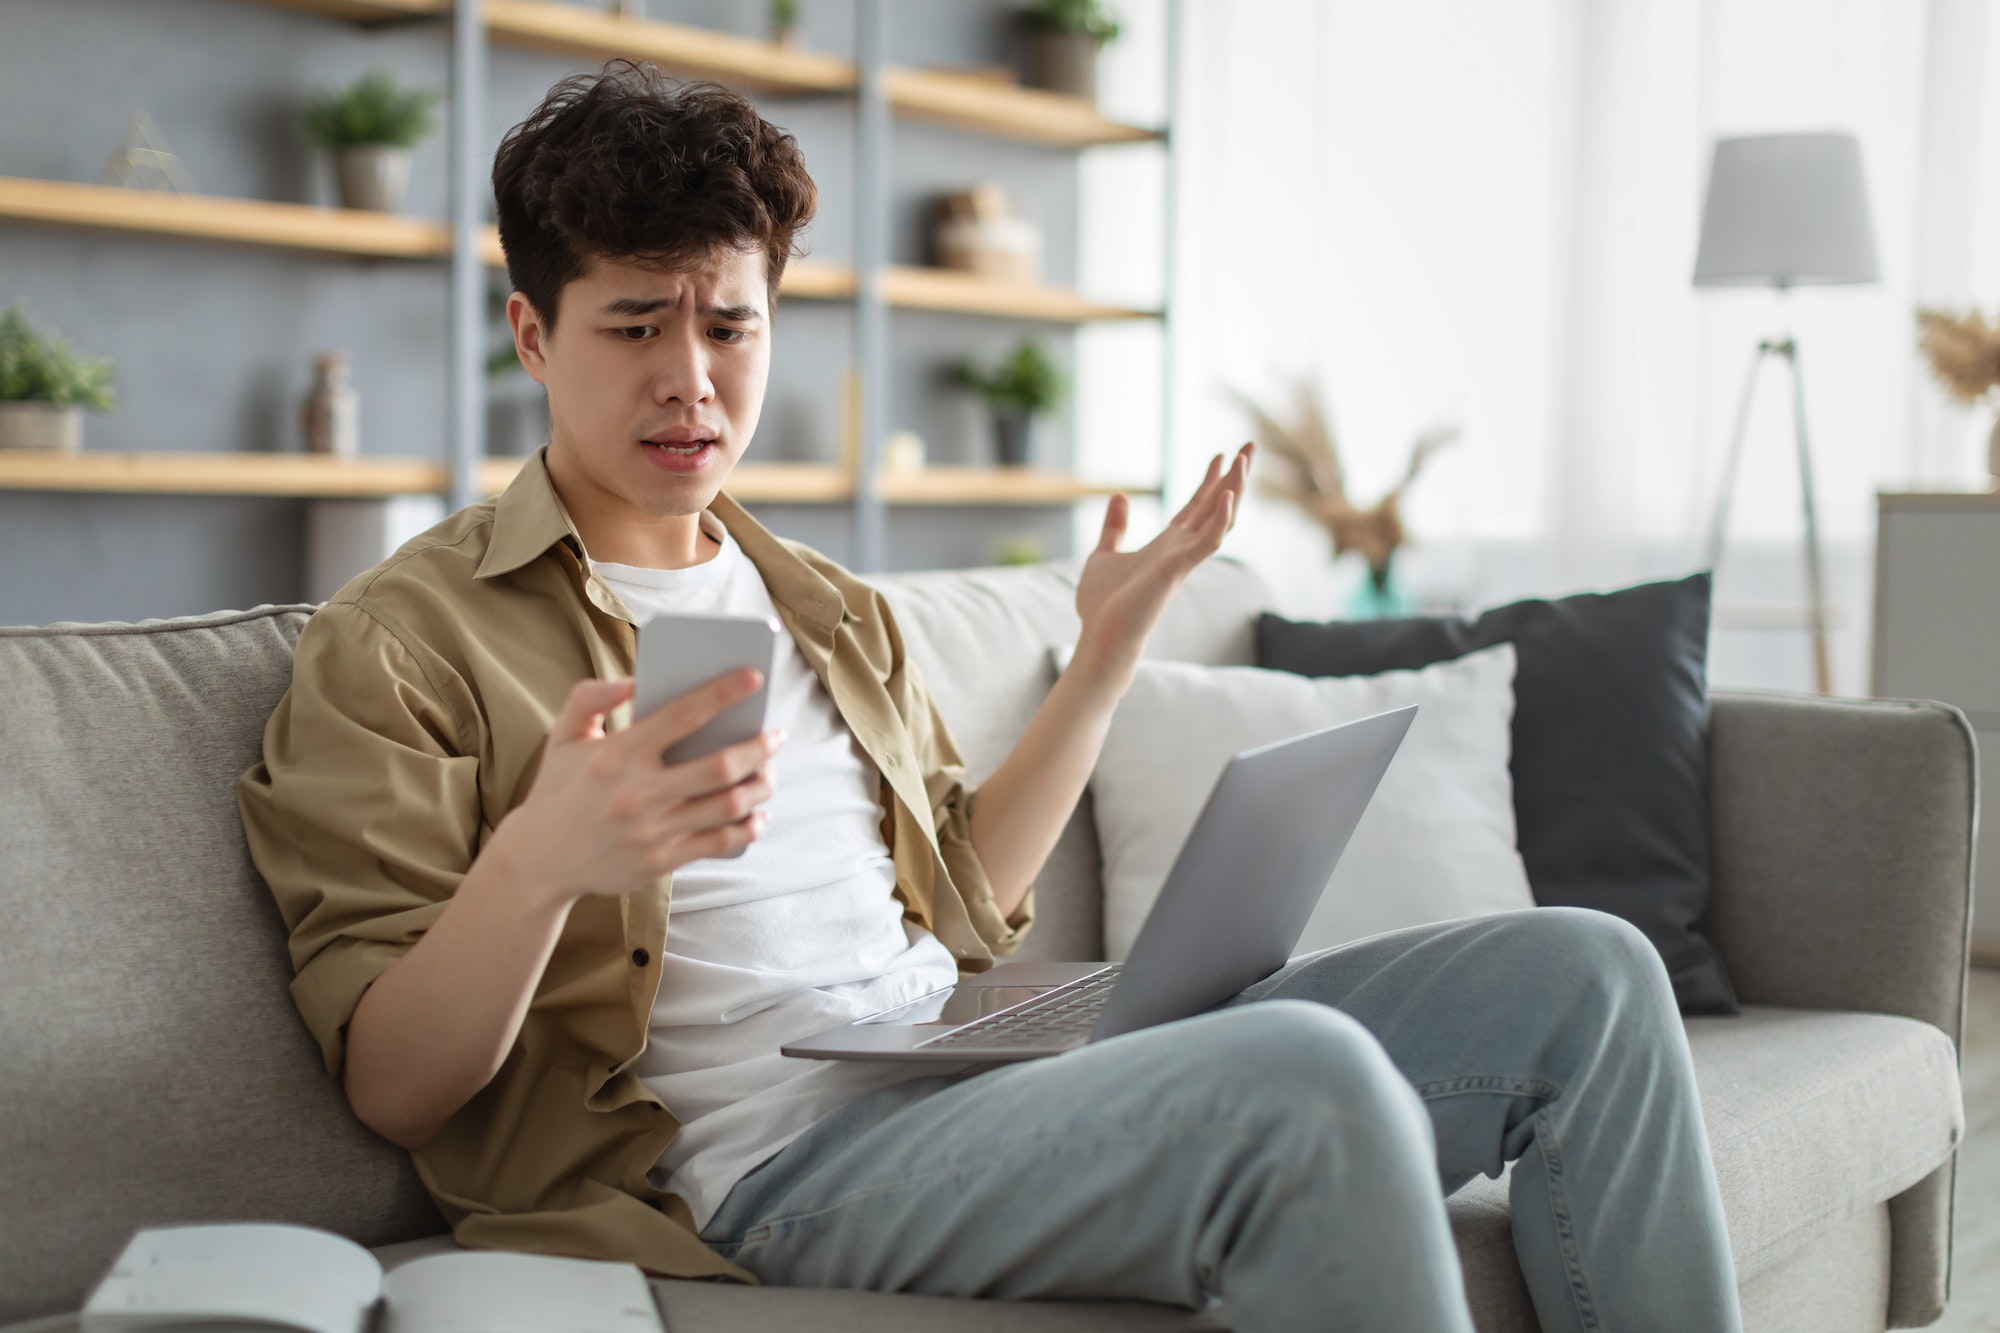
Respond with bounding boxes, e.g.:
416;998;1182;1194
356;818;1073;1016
507;290;551;386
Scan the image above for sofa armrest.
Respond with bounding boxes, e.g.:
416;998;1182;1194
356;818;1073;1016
1703;690;1975;1046
1703;691;1976;1329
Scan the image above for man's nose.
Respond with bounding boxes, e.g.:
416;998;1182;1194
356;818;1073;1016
652;328;714;406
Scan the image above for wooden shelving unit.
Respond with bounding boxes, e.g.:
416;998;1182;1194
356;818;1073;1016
15;2;1173;570
0;450;1146;507
230;0;1162;148
0;180;1154;323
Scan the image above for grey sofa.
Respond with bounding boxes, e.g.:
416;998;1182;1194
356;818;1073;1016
0;556;1974;1332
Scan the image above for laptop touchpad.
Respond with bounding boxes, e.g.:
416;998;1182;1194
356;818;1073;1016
854;986;1053;1028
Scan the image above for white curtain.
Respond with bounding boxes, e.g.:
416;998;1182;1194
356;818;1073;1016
1082;0;2000;694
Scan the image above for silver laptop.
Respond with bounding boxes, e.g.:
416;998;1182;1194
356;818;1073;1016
781;705;1417;1064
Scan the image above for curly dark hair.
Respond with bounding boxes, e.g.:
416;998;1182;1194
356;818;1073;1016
492;62;818;326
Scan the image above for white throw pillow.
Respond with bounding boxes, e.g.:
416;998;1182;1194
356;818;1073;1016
1067;642;1535;960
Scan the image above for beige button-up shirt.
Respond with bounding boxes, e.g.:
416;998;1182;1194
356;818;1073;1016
237;450;1029;1280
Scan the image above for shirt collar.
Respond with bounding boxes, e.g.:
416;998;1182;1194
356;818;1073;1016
475;448;849;636
475;448;578;582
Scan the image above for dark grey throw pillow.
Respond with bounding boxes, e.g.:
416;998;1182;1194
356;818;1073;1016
1256;573;1737;1015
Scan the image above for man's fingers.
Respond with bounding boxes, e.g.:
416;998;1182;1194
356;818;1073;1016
1095;492;1129;554
669;809;769;865
625;667;764;752
550;678;635;745
1170;454;1223;529
651;730;783;801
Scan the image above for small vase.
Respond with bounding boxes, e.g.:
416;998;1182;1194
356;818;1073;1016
335;145;413;213
0;402;83;451
1032;31;1101;101
991;411;1034;468
302;352;360;459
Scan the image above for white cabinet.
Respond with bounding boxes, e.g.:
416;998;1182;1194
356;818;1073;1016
1874;492;2000;957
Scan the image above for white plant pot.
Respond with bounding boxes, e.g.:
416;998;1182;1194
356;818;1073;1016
335;145;414;213
0;402;83;452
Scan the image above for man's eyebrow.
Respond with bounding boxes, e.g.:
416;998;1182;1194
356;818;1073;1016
599;295;764;321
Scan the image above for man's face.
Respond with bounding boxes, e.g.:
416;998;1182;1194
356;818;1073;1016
510;246;771;518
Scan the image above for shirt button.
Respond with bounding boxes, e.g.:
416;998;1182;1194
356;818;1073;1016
631;948;650;968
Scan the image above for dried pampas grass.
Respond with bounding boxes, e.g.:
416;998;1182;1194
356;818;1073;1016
1916;308;2000;403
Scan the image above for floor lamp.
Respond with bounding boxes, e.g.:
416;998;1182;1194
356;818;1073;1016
1693;132;1879;695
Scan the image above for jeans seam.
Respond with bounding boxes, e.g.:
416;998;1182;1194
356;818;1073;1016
733;1115;1266;1241
1536;1104;1601;1333
1414;1075;1561;1101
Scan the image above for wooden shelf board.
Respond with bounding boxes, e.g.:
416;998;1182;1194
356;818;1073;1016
884;68;1162;149
483;0;854;94
880;267;1156;322
0;451;453;497
0;453;1142;507
479;457;855;503
480;230;1141;321
877;469;1151;505
233;0;448;23
0;177;451;259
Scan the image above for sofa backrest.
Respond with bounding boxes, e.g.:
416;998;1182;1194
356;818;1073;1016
874;557;1276;960
0;556;1276;1321
0;607;443;1321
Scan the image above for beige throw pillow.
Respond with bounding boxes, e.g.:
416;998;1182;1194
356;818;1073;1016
1067;643;1535;960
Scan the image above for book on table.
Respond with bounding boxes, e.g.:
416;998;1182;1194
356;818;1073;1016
81;1222;666;1333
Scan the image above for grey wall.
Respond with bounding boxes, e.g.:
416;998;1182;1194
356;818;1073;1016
0;0;1087;624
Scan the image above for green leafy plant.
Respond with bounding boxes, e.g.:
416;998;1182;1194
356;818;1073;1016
1019;0;1120;42
770;0;799;36
302;71;441;151
953;341;1066;417
0;305;116;410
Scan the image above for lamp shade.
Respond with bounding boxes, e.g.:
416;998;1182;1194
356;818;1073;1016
1692;132;1880;288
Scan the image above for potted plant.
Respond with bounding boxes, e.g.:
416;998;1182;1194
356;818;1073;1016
954;341;1066;468
770;0;800;46
1019;0;1120;102
0;304;115;452
302;71;441;214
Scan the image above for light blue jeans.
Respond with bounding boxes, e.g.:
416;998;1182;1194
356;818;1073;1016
699;908;1743;1332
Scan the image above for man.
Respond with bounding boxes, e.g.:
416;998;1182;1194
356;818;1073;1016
240;63;1741;1332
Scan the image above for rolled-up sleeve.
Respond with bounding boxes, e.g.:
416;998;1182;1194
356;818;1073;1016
237;601;483;1078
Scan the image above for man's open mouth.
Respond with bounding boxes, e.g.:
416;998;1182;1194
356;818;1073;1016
640;433;720;472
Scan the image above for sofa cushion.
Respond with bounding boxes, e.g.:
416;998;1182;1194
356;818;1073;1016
874;558;1278;963
1444;1004;1960;1329
1256;574;1736;1015
0;607;441;1324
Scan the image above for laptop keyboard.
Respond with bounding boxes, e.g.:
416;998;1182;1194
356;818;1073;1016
914;968;1124;1051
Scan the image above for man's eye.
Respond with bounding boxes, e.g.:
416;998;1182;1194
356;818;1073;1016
710;327;747;343
617;326;657;341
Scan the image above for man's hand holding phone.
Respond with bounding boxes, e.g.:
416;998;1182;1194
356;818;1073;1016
487;670;785;907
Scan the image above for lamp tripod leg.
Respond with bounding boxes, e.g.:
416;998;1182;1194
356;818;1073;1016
1783;340;1834;695
1704;342;1770;574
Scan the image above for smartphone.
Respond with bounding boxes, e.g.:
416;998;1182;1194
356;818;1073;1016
632;613;780;857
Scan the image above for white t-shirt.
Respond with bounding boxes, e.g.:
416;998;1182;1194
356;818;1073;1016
592;513;961;1229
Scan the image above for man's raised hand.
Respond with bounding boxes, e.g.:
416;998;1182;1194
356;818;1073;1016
1070;442;1253;692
